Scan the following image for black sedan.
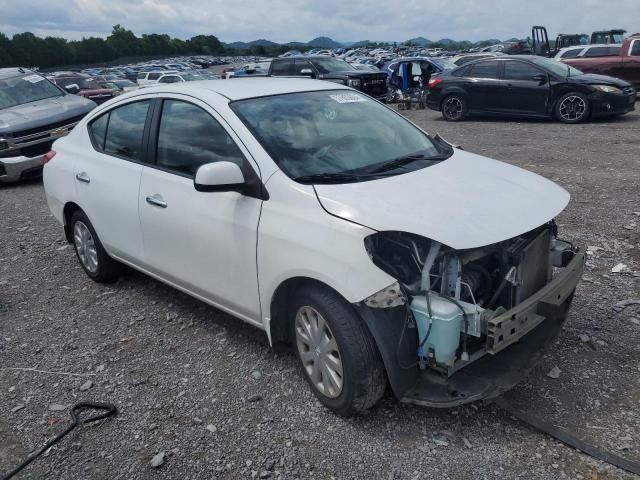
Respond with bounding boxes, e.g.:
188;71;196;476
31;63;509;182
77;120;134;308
427;56;636;123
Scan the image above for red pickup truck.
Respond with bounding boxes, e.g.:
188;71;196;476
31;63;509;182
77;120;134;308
560;34;640;89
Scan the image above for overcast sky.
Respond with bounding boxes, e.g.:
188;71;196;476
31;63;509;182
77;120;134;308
1;0;638;43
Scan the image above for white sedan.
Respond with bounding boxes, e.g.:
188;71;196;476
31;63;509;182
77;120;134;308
43;78;584;415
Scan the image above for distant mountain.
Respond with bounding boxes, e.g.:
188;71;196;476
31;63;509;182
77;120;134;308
307;36;343;48
404;37;432;46
435;38;456;45
224;38;280;49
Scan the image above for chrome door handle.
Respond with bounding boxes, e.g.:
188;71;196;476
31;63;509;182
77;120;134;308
75;172;90;183
146;195;167;208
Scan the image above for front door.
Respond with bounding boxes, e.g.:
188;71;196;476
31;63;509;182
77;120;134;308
138;97;263;322
500;60;551;115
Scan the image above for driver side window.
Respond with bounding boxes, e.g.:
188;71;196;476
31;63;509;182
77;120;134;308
155;100;245;177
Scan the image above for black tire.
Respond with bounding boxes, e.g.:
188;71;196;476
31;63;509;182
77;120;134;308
69;210;121;282
289;285;386;416
555;92;590;124
441;94;467;121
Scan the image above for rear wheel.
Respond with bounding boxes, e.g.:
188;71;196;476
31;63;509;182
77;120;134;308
70;210;121;282
290;286;386;416
555;92;590;123
441;95;467;121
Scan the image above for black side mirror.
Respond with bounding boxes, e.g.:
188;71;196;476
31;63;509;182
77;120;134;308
64;84;80;94
532;74;548;85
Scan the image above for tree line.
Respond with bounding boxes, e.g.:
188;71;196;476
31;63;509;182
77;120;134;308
0;24;302;70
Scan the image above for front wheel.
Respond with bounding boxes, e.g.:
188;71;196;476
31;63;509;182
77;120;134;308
290;286;386;416
441;95;467;121
555;92;590;123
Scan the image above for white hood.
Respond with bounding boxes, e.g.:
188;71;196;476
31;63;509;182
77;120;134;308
314;149;569;250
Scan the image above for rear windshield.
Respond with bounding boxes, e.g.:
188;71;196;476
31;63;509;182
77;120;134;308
0;74;64;110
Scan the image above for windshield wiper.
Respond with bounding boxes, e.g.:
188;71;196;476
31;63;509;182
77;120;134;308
293;172;363;184
366;152;451;174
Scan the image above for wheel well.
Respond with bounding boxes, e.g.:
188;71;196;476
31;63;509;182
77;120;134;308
62;202;82;243
269;277;348;352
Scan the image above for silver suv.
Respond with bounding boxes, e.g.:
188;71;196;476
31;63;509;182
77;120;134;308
0;68;96;183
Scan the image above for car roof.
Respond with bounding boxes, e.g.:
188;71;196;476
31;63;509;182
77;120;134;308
0;67;36;79
144;77;349;101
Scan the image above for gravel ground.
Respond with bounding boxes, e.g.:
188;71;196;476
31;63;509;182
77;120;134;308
1;108;639;480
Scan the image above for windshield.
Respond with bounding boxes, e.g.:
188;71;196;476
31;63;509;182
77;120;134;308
530;57;583;77
231;90;443;181
0;74;64;110
311;58;355;74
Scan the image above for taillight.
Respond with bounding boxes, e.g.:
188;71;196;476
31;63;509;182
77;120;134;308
428;78;443;89
43;150;56;165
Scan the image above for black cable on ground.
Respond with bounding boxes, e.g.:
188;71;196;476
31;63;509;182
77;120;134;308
493;396;640;476
1;401;118;480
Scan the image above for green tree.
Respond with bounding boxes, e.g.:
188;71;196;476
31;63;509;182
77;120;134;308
0;32;14;67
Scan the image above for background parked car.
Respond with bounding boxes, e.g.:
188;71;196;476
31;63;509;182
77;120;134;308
269;56;388;100
136;71;180;87
157;71;221;83
560;34;640;89
46;72;116;104
427;56;636;123
0;68;94;183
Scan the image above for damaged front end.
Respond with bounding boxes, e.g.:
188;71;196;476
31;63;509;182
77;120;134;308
357;223;585;407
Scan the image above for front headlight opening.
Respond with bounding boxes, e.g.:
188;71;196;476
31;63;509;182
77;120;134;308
348;79;361;88
593;85;621;94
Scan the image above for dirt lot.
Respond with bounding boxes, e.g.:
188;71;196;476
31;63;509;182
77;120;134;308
1;108;639;480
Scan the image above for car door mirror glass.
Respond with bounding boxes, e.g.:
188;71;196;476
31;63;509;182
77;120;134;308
194;161;245;192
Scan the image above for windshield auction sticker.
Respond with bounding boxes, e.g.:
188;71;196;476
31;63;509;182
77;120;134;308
329;93;366;104
23;74;45;83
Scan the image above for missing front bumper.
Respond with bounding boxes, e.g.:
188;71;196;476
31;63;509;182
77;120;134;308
399;251;585;407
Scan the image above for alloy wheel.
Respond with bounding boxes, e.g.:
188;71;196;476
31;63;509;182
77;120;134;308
294;306;344;398
73;221;98;273
559;95;587;121
443;96;463;120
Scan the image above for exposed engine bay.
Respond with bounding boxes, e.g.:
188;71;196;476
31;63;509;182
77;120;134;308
363;222;577;377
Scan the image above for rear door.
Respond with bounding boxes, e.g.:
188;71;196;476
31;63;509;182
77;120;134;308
465;60;504;112
500;60;551;115
137;95;263;321
77;98;155;263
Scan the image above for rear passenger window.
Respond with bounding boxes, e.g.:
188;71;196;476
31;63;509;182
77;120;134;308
88;114;108;150
155;100;245;177
103;101;151;161
503;62;542;80
271;61;292;76
452;65;472;77
148;73;161;80
469;61;499;79
585;46;619;57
